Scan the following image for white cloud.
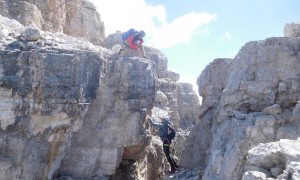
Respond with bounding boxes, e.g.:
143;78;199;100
148;12;216;48
220;32;232;41
90;0;216;49
89;0;166;34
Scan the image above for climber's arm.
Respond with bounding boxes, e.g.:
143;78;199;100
148;117;162;128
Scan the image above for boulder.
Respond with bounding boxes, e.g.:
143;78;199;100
284;23;300;37
20;27;43;41
244;139;300;179
262;104;282;115
242;171;267;180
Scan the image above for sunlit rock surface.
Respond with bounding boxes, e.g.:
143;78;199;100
2;0;300;179
0;0;105;45
0;12;200;179
183;36;300;179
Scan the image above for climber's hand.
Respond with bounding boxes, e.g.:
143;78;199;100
146;115;152;121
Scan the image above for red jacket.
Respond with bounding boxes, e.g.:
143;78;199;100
125;34;144;50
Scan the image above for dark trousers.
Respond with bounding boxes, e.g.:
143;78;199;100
163;139;178;171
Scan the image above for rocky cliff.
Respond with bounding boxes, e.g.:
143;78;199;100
181;32;300;179
1;0;300;180
0;0;105;45
0;3;200;178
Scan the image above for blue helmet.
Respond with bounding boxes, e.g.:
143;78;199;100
139;30;145;37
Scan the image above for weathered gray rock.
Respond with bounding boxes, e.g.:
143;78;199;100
0;0;43;28
177;83;200;128
262;104;282;115
270;167;283;178
102;31;122;50
0;12;201;180
0;0;105;45
222;38;300;112
243;139;300;179
64;0;105;45
0;14;150;179
0;19;109;179
97;30;201;178
0;28;9;37
242;171;269;180
128;136;167;180
132;53;200;179
179;58;231;174
284;23;300;37
165;168;202;180
0;15;24;40
21;27;43;41
58;57;156;178
197;58;231;100
6;0;300;179
186;34;300;180
293;101;300;121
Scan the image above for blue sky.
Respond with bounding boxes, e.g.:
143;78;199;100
90;0;300;92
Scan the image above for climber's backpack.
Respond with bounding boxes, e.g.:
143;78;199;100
167;125;176;140
121;28;138;41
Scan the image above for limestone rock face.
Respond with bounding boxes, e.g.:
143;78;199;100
4;0;300;178
262;104;282;115
58;56;156;178
102;33;200;179
187;36;300;180
0;15;108;179
102;31;122;50
0;14;154;179
222;38;300;112
197;58;231;99
180;58;231;173
0;13;201;179
243;139;300;179
0;0;44;29
0;0;105;45
177;83;201;128
284;23;300;37
63;0;105;45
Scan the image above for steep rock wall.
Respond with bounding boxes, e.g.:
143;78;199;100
0;13;201;179
0;14;108;179
57;56;156;178
2;0;299;178
101;32;201;179
0;0;105;45
0;14;155;179
181;58;231;174
188;37;300;180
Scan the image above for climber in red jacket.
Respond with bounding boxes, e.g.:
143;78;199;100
120;30;146;58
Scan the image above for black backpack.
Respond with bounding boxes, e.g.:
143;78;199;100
167;125;176;140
